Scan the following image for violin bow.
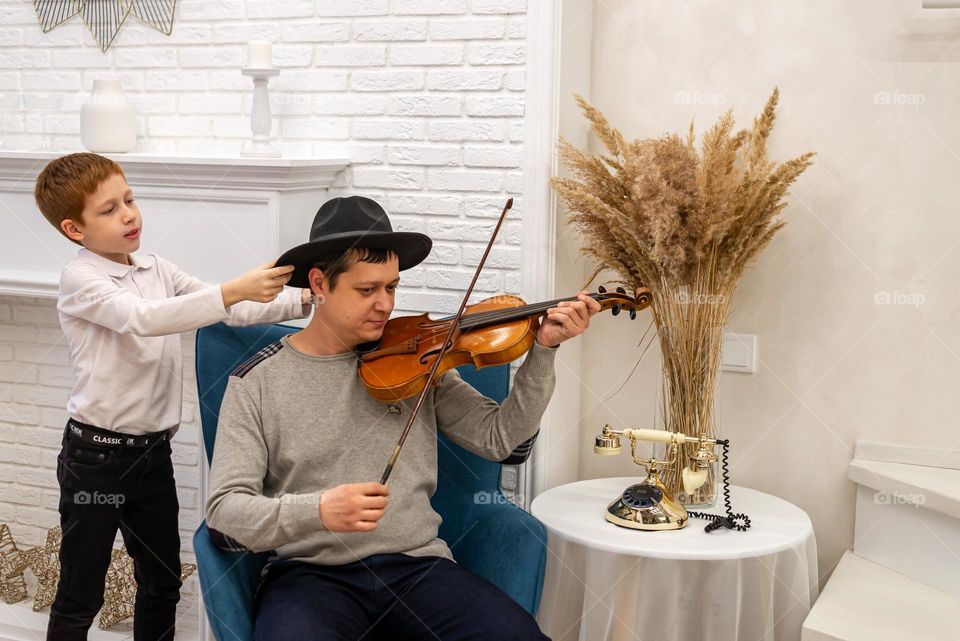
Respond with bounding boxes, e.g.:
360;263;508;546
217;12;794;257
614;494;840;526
380;197;513;485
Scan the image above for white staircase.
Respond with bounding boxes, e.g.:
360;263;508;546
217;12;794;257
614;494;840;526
801;441;960;640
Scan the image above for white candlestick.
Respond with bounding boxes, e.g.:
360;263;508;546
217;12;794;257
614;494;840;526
246;40;272;69
240;68;281;158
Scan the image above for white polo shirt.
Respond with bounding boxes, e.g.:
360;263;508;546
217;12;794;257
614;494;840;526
57;248;310;435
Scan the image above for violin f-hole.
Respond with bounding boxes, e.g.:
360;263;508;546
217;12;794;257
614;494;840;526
418;339;455;366
359;336;420;362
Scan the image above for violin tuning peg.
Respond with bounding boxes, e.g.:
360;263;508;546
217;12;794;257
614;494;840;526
598;285;607;294
616;286;626;294
611;304;621;316
629;308;637;320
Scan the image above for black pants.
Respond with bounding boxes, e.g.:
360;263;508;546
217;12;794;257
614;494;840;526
253;553;551;641
46;422;182;641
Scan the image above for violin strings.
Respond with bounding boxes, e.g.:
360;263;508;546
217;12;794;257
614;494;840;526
372;290;639;350
437;297;573;326
456;289;636;328
408;301;563;345
402;291;629;345
439;292;605;328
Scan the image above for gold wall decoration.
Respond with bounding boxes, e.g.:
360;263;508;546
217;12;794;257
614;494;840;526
33;1;178;52
0;524;30;604
98;547;135;630
98;546;196;630
2;523;196;627
25;526;62;612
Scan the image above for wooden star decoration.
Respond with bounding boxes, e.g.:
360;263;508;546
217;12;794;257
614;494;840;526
98;546;196;630
0;524;30;604
24;526;62;612
33;0;178;52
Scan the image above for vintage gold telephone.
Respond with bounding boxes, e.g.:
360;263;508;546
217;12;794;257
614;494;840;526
593;424;751;533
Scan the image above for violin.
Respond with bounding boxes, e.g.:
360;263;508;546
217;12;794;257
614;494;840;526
358;286;652;403
375;197;649;485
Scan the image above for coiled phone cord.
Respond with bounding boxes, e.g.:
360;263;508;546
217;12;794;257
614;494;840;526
687;440;752;533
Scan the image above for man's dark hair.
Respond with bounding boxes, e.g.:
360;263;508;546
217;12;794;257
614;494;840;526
310;247;395;291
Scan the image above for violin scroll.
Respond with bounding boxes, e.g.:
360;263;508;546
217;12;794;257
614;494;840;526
593;288;652;320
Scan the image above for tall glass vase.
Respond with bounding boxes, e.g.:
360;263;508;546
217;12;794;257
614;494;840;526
656;376;721;509
651;284;728;510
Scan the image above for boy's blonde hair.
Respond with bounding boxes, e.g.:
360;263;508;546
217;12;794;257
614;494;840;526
35;153;125;246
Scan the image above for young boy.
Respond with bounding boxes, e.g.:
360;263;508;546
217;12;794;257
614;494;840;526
34;152;313;641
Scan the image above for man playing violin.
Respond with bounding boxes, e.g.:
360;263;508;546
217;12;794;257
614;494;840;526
205;195;600;641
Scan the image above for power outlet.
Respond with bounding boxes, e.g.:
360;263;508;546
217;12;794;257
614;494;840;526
722;333;756;373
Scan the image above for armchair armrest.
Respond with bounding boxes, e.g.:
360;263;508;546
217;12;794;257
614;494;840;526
194;521;270;641
447;500;548;616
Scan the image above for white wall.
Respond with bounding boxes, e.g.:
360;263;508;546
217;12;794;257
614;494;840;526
0;0;529;623
577;0;960;583
0;298;205;620
539;0;593;492
0;0;529;310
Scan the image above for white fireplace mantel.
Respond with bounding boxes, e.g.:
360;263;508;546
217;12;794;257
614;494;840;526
0;151;348;192
0;151;349;298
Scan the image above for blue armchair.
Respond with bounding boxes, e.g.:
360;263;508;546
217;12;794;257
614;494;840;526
192;322;547;641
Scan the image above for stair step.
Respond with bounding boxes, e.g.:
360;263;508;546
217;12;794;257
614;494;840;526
802;551;960;641
848;457;960;521
848;444;960;597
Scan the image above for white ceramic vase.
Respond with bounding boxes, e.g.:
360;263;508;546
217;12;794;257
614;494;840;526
80;79;136;153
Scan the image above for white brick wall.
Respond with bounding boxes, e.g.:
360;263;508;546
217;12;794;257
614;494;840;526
0;297;202;619
0;0;527;625
0;0;529;306
0;0;527;171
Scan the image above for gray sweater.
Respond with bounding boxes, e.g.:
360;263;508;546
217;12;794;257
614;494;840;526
205;334;557;566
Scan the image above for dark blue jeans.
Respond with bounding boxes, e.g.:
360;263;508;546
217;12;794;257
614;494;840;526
253;553;550;641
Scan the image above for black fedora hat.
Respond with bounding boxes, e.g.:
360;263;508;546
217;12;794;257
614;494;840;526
277;196;432;288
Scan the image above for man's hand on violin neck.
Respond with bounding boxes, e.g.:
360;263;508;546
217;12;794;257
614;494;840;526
535;291;602;349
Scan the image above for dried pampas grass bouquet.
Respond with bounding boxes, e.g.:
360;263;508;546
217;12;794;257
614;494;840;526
552;88;814;506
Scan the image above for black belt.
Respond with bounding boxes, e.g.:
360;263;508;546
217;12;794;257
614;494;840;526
66;419;168;448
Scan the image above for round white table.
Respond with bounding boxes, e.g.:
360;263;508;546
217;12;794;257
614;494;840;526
531;478;818;641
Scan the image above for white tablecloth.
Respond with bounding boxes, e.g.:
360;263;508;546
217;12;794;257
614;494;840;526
531;478;818;641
